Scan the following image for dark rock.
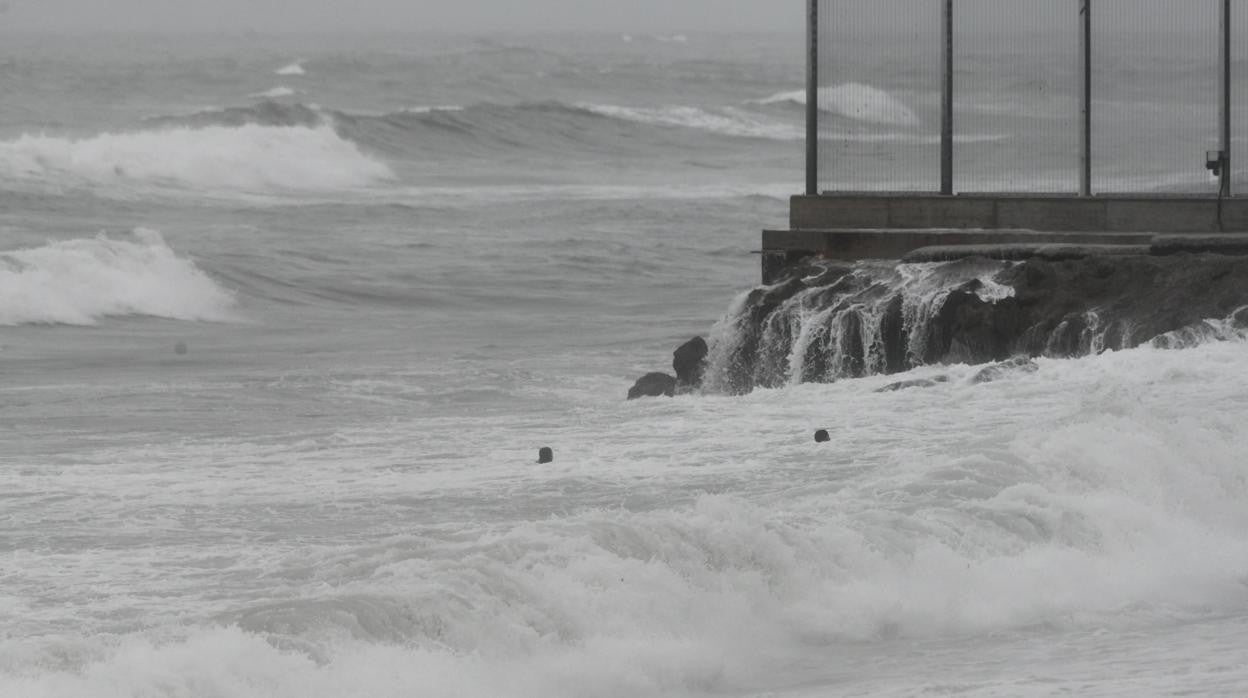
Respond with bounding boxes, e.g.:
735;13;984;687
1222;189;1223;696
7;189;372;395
537;447;553;464
875;375;949;393
878;294;908;374
1151;234;1248;257
627;372;676;400
672;337;708;389
1231;306;1248;329
971;357;1039;384
701;254;1248;394
814;429;831;443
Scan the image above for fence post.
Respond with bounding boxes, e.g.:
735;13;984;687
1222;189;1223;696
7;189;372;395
1220;0;1232;197
1079;0;1092;196
941;0;954;194
806;0;819;196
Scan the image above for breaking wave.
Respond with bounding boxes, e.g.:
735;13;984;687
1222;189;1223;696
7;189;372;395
146;98;804;155
755;82;921;127
0;229;236;326
275;61;306;76
0;96;802;198
0;121;393;194
577;103;800;140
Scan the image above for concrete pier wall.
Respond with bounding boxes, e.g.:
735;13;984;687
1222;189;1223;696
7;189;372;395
762;194;1248;282
790;194;1248;233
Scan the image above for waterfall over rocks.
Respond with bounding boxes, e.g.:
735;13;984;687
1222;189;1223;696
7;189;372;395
701;254;1248;395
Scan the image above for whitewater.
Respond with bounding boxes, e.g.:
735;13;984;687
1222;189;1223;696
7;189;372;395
3;31;1248;698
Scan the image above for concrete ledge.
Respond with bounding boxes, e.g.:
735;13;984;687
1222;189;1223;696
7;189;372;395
791;194;1248;233
902;243;1151;263
1151;234;1248;256
762;229;1152;262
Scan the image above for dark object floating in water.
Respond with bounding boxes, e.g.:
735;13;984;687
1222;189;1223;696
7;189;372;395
876;376;950;393
627;372;676;400
174;341;188;355
537;447;553;464
814;429;830;443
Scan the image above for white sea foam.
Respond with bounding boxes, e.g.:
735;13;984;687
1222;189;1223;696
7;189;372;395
275;61;306;76
579;103;800;140
756;82;922;127
250;86;298;99
0;229;236;326
399;105;465;115
5;340;1248;696
0;124;393;194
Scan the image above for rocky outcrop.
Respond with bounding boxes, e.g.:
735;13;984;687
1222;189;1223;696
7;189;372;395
875;376;949;393
970;357;1039;384
673;337;708;390
627;372;676;400
701;254;1248;395
627;336;710;400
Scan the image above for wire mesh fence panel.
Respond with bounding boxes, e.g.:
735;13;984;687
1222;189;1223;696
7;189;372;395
1092;1;1220;193
952;1;1078;192
1234;0;1247;196
817;0;941;192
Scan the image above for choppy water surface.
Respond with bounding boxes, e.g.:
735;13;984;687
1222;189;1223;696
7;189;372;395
3;32;1248;697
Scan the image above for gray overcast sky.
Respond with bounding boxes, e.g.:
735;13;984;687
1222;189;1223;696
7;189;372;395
1;0;803;33
0;1;1210;34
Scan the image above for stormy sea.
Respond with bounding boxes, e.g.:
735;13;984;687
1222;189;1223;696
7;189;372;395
3;30;1248;697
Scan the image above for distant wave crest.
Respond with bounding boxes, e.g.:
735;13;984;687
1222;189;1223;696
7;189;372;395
756;83;921;127
0;229;236;326
0;118;393;194
577;103;800;140
249;85;298;99
275;61;306;76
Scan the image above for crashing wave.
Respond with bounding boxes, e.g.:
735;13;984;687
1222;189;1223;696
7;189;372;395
0;121;393;194
0;229;236;326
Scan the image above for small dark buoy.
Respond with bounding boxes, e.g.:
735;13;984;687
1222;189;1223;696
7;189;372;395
174;341;188;356
537;447;553;464
814;429;830;443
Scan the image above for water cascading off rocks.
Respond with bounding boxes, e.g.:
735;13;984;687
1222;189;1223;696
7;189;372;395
682;254;1248;395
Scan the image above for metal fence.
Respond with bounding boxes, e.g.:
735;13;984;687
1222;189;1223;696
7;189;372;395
807;0;1241;196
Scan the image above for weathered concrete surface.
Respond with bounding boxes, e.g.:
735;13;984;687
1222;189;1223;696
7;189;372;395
761;229;1152;281
1151;234;1248;256
791;194;1248;233
902;243;1151;263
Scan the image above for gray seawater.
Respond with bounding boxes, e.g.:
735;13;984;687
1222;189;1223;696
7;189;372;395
3;31;1248;697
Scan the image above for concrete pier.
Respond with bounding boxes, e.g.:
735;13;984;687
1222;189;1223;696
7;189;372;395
761;194;1248;282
